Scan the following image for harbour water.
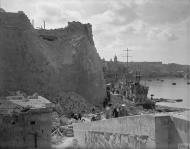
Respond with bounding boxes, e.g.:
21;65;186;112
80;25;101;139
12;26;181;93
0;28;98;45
141;78;190;109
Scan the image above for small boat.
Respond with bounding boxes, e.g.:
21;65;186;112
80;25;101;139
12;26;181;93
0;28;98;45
172;83;176;85
187;82;190;85
175;99;183;102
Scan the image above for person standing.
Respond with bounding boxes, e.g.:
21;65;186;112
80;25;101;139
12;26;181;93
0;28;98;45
113;107;119;118
105;104;112;119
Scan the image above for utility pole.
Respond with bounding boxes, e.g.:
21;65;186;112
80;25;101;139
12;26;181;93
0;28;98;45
123;48;132;83
43;20;46;29
0;0;2;8
136;64;141;83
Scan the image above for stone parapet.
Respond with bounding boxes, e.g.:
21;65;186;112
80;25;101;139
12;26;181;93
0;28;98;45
73;114;172;149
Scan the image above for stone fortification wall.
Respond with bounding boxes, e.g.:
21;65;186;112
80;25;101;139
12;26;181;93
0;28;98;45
73;114;170;149
0;11;105;105
73;112;190;149
0;12;32;30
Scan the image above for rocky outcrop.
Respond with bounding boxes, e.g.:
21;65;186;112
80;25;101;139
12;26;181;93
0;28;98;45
0;11;105;105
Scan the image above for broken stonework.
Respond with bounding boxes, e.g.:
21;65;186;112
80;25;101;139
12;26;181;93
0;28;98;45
0;95;53;149
0;11;105;105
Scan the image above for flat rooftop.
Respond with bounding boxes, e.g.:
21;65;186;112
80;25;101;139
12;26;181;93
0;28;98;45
0;95;53;115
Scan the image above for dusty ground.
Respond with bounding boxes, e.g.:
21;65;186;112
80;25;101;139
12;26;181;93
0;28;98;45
52;137;79;149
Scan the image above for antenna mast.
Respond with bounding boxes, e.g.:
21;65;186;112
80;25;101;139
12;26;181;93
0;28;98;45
123;48;132;83
43;20;46;29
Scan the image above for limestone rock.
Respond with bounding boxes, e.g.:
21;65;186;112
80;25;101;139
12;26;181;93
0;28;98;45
0;11;105;105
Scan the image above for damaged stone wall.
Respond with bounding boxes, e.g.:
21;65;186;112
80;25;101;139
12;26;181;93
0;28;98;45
85;131;149;149
0;11;105;105
73;114;156;149
0;111;52;149
168;112;190;149
73;114;171;149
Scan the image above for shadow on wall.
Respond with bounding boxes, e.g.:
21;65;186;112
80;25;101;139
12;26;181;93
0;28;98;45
168;116;189;149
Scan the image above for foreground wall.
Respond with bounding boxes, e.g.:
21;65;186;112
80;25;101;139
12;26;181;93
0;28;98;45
0;110;52;149
73;112;190;149
169;112;190;149
73;114;170;149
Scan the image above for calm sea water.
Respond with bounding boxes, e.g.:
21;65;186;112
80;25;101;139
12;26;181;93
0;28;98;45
141;78;190;109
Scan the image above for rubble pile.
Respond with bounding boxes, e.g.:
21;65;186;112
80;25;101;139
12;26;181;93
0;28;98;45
55;92;94;116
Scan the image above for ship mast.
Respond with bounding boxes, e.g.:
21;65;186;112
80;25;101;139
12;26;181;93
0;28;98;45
186;19;190;83
123;48;132;84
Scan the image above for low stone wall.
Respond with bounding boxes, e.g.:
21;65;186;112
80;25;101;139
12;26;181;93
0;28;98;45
73;112;190;149
169;112;190;149
73;114;170;149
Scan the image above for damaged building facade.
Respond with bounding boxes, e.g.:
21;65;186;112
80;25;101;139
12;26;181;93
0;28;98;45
0;95;53;149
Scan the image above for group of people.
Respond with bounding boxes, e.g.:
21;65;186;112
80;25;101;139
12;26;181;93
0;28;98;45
105;103;128;119
103;85;123;107
71;113;82;120
103;83;129;119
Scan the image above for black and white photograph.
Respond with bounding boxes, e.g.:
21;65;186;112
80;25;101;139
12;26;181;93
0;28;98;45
0;0;190;148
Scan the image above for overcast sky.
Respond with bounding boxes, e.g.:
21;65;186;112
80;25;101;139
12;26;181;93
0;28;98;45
3;0;190;64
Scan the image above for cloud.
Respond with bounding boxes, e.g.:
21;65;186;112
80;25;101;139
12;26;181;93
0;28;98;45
124;20;147;35
108;1;138;25
32;0;84;28
3;0;190;64
137;0;190;25
162;31;178;41
88;10;115;26
148;28;178;41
